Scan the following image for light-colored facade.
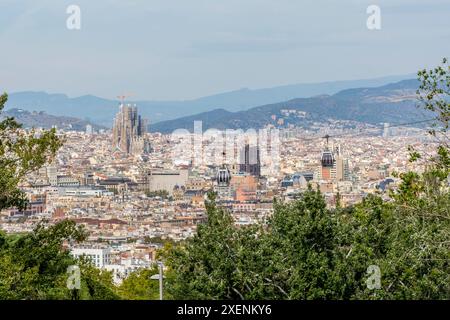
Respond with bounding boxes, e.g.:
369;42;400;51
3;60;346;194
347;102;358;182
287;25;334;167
146;170;189;195
71;247;112;268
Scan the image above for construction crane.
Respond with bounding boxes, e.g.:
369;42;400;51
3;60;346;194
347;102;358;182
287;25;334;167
116;93;134;105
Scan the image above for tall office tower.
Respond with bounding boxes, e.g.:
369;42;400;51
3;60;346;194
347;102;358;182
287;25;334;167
239;144;261;177
383;123;390;138
112;103;148;154
320;147;335;180
334;144;350;181
335;156;350;181
319;143;349;181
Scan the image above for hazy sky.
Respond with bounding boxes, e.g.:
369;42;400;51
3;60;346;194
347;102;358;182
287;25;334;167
0;0;449;100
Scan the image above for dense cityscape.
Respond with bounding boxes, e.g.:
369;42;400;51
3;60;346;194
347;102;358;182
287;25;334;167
0;101;438;285
1;2;449;309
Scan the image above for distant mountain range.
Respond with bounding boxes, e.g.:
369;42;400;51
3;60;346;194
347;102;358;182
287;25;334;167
150;79;432;133
4;74;413;127
1;108;105;131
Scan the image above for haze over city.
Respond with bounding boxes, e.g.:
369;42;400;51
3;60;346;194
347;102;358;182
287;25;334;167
1;0;449;100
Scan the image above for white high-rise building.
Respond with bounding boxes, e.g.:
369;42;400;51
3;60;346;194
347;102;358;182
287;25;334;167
383;123;390;138
86;124;93;135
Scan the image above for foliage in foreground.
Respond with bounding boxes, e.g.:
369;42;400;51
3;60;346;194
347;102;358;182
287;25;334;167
0;92;62;212
0;219;165;300
0;220;120;300
162;187;449;300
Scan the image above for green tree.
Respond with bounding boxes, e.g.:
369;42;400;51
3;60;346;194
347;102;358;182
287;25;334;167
145;190;170;199
117;266;160;300
162;186;449;299
417;57;450;134
0;220;122;300
163;192;266;299
0;92;62;211
412;57;450;178
265;186;343;299
0;220;86;299
75;258;120;300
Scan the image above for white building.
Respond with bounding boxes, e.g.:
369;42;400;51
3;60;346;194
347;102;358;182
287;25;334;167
104;258;151;285
86;124;93;135
71;247;112;268
59;187;113;197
